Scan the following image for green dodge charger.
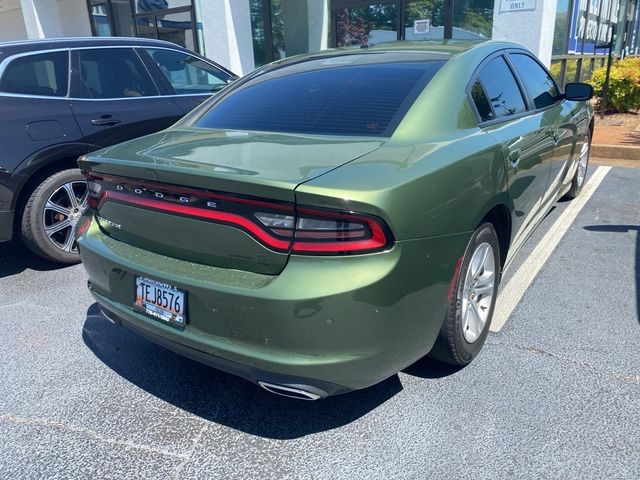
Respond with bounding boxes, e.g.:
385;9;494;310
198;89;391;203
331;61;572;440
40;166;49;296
76;40;594;400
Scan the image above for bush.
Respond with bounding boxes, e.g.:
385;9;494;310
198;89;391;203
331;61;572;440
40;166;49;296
590;57;640;112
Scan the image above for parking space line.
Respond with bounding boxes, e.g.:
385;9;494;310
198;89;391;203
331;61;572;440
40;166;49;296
490;166;612;332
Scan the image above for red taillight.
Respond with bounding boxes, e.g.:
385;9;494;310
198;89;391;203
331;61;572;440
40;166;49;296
86;176;105;209
293;208;390;254
83;173;394;255
254;207;392;254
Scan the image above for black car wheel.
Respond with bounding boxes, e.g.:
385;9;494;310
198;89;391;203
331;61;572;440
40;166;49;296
429;222;500;365
20;169;88;264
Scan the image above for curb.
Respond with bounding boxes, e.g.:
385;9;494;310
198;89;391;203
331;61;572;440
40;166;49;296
591;144;640;160
590;156;640;167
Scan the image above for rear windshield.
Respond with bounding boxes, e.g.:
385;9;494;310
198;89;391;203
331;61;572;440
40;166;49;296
194;61;445;137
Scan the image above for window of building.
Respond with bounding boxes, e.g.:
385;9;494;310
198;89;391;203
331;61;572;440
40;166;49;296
251;0;331;68
334;2;399;47
77;48;158;98
452;0;493;39
145;48;230;94
134;2;199;53
88;0;200;52
87;0;135;37
250;1;501;67
553;0;571;55
88;1;114;36
477;56;526;119
328;1;495;46
133;0;191;14
250;0;267;67
509;53;559;109
0;51;69;97
195;58;444;136
404;0;445;40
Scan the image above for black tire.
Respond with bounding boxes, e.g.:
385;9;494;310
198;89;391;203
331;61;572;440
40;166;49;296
429;222;500;366
564;130;591;199
20;168;87;264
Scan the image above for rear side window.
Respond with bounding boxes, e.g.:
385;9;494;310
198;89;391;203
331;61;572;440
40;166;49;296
77;48;158;99
509;53;560;109
478;57;526;119
470;80;494;122
0;51;68;97
195;61;444;136
144;48;230;95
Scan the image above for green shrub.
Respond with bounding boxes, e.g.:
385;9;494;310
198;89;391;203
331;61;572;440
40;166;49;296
590;57;640;112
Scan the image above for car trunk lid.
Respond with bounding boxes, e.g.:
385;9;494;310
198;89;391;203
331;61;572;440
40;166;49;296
79;127;383;275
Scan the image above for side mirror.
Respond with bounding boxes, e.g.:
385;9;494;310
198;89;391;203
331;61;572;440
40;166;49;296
532;91;554;109
564;82;593;101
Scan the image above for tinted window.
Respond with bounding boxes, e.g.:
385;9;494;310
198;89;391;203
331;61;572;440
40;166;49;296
195;61;444;136
0;51;68;97
145;48;230;95
478;57;526;119
77;48;157;99
509;53;560;109
470;80;494;122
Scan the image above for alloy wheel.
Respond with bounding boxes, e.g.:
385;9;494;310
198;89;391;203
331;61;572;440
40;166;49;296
577;139;589;187
461;242;496;343
42;180;88;254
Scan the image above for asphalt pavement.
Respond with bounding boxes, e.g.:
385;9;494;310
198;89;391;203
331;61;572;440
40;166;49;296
1;165;639;479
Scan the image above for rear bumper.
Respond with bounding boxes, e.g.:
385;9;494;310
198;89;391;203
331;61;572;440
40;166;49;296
0;209;14;242
96;301;346;398
78;216;470;394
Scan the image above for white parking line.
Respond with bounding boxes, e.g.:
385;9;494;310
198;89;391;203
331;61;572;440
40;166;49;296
490;166;612;332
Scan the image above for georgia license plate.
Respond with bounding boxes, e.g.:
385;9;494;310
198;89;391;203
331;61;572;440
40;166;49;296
134;276;186;327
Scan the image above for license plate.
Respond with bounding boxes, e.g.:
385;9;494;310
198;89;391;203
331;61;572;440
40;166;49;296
134;276;186;327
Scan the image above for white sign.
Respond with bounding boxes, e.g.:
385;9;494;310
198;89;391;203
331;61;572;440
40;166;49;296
413;19;430;35
500;0;536;12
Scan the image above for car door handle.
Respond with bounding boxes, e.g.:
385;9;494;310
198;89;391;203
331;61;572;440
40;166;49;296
508;148;521;167
546;128;560;144
91;117;122;126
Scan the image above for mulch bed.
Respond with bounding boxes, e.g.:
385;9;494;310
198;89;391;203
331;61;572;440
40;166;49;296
592;111;640;145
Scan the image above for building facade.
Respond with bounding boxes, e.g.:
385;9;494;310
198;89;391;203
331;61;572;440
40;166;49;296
0;0;638;81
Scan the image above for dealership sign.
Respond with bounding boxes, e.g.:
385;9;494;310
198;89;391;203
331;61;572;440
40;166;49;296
568;0;618;54
500;0;536;12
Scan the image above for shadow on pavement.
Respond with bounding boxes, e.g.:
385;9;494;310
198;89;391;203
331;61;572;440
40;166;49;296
584;224;640;322
0;239;65;279
82;303;459;439
402;357;464;379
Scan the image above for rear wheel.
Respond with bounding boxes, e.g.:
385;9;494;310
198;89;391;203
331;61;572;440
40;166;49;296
429;222;500;365
565;131;591;199
20;169;88;264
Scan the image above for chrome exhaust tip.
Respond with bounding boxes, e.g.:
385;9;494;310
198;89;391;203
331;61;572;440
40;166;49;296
98;306;122;326
257;381;325;401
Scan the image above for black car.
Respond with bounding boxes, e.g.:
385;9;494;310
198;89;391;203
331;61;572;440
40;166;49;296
0;37;236;263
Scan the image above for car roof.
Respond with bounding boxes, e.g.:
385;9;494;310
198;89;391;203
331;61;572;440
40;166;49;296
267;40;525;66
0;36;186;56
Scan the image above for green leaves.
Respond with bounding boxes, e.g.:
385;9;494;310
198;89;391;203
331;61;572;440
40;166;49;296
590;57;640;113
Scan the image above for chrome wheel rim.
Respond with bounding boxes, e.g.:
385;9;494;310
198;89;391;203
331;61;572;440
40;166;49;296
461;242;496;343
577;139;589;187
42;180;88;254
